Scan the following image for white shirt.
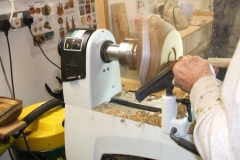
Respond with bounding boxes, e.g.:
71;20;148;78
190;41;240;160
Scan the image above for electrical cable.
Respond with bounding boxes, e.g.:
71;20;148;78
8;149;14;160
2;19;16;160
24;15;60;69
28;28;61;69
5;36;15;99
21;130;41;160
2;16;60;159
0;54;13;98
0;17;42;160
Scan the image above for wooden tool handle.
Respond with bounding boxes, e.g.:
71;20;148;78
208;58;231;68
0;133;10;144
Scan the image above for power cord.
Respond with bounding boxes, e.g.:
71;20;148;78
1;19;40;160
0;16;60;160
23;15;61;69
21;130;41;160
6;35;15;99
0;19;15;99
0;19;15;160
0;52;13;98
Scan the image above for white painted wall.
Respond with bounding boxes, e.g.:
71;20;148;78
0;0;60;106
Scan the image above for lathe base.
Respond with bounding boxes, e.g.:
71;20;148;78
65;104;201;160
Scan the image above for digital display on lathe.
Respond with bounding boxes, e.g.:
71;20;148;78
64;37;83;51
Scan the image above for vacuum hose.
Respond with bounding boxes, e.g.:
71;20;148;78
13;99;63;138
22;99;63;126
170;127;200;157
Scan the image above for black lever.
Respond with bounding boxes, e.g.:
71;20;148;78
135;68;174;102
55;76;63;85
45;76;64;102
170;127;200;156
135;61;179;102
176;99;192;122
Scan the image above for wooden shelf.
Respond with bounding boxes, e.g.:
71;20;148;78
179;16;213;39
0;120;26;135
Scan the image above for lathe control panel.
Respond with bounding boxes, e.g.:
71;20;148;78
59;29;95;82
64;38;83;51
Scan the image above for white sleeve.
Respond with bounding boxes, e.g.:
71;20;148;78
190;41;240;159
190;76;233;159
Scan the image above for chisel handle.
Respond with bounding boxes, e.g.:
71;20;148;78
208;58;231;68
169;58;231;69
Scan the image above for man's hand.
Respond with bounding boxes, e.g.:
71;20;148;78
173;56;215;93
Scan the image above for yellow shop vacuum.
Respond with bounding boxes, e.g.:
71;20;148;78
10;99;65;160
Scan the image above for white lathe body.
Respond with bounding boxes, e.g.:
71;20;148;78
60;28;200;160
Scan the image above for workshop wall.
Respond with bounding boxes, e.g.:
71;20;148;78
0;0;60;107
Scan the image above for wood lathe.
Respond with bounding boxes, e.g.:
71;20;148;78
59;16;202;160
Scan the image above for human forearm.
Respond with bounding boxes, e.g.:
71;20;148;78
190;76;232;159
190;76;222;120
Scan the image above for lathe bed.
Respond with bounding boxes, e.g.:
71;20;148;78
94;90;190;128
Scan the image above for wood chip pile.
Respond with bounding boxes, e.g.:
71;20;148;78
94;101;187;128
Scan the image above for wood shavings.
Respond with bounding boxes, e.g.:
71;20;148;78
184;93;190;99
176;103;187;119
94;101;188;127
188;120;196;134
94;103;161;127
146;95;161;101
